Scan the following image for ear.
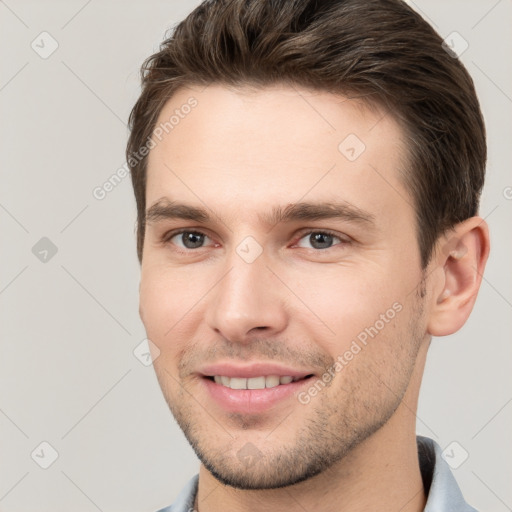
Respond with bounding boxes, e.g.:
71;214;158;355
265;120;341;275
427;217;490;337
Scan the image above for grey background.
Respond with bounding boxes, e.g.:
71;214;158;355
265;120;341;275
0;1;510;511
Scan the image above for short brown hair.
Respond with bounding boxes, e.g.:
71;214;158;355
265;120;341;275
127;0;486;267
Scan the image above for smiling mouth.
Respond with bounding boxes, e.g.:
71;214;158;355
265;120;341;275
206;375;314;390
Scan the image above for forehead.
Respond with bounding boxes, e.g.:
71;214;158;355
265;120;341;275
145;84;411;226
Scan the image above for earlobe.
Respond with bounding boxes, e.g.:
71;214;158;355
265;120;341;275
427;217;490;337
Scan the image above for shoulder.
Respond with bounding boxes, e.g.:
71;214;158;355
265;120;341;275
155;474;199;512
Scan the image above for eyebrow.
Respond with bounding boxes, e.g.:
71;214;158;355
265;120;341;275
145;199;375;228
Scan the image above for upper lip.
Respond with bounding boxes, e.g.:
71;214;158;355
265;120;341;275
199;362;314;379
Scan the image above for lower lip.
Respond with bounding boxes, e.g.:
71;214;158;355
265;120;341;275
202;377;312;414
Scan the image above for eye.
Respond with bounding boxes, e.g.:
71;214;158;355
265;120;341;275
168;230;212;249
295;231;345;250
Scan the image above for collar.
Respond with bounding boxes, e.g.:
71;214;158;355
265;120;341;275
157;436;478;512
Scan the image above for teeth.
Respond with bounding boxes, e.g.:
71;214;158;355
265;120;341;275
229;377;247;390
247;376;266;390
212;375;297;390
265;375;280;388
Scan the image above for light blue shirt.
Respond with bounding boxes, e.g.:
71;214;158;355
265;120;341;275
156;436;477;512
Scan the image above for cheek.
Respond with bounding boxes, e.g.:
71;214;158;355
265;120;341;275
140;267;205;385
287;265;403;349
139;264;207;348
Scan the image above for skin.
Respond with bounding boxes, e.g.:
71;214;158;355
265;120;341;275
139;84;490;512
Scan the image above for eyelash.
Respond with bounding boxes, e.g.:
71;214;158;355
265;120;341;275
162;228;350;252
293;229;347;248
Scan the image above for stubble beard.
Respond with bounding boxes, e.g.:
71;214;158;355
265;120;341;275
155;318;424;490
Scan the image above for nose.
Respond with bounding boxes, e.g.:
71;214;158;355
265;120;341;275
205;252;288;343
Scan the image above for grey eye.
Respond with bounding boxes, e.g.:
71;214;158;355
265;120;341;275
297;232;341;250
171;231;208;249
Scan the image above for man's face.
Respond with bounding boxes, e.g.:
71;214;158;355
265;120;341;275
140;84;430;489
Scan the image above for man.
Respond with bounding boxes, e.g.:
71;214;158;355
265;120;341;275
126;0;490;510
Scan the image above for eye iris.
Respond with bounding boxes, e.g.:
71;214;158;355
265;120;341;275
310;232;333;249
182;232;204;248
